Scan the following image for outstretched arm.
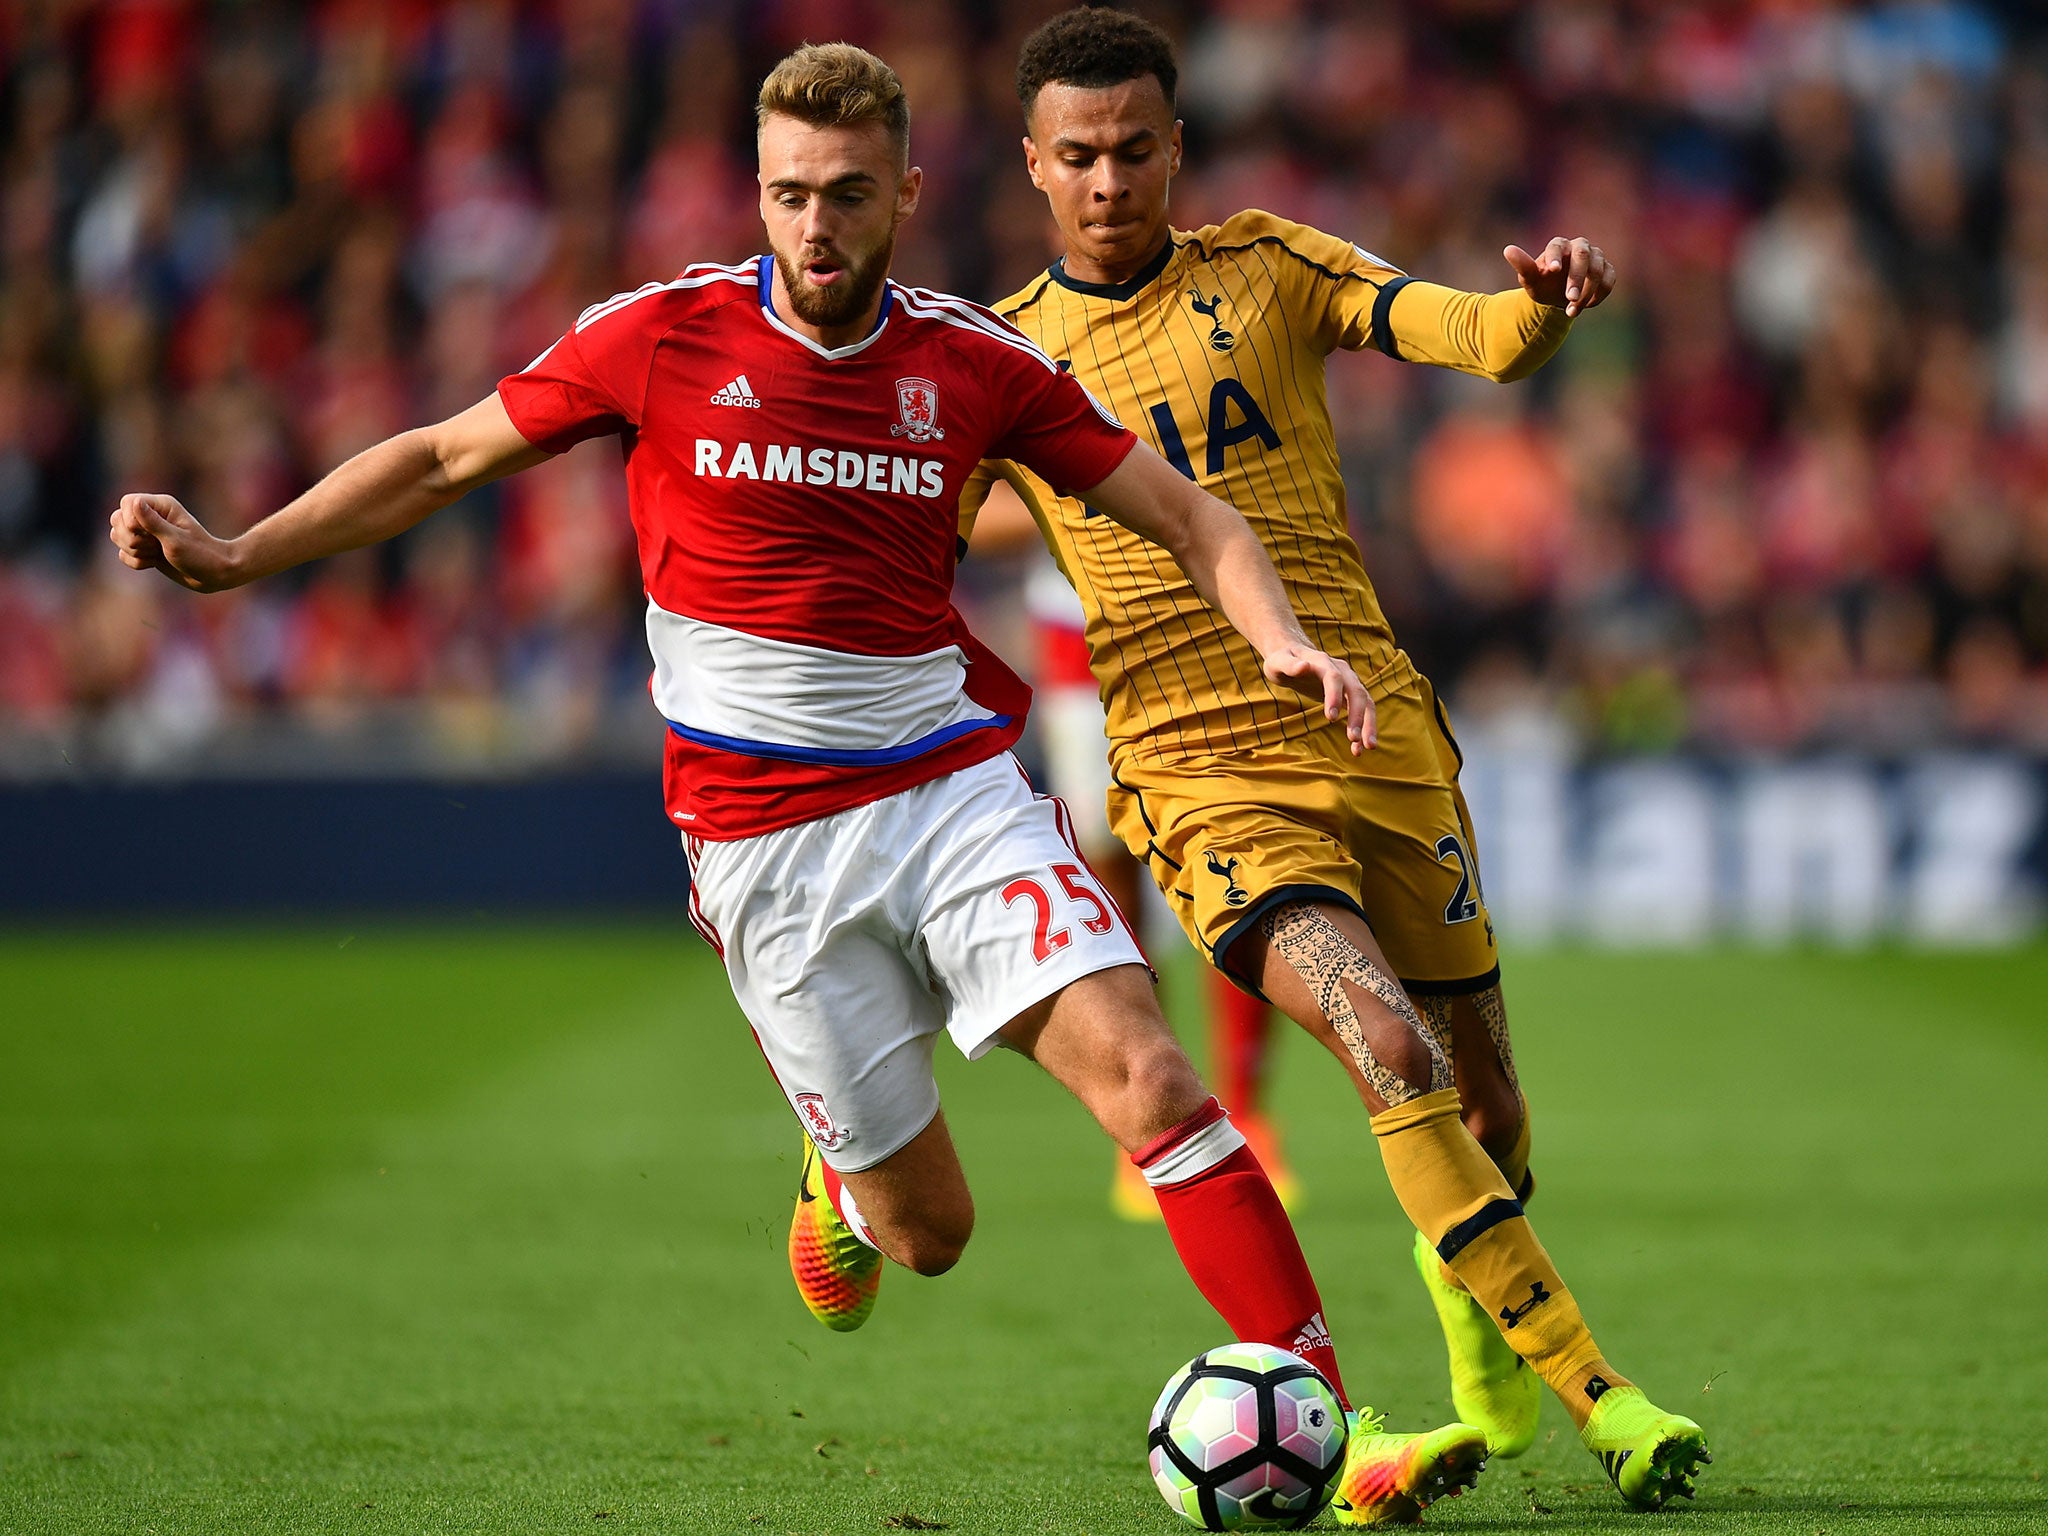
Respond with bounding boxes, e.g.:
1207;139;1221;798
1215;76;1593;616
1373;236;1616;382
1077;444;1374;754
109;394;547;593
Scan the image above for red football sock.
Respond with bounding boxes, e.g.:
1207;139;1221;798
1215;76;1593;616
1135;1097;1349;1409
1208;968;1275;1113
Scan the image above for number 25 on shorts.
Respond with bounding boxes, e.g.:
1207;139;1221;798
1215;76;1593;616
1003;863;1118;964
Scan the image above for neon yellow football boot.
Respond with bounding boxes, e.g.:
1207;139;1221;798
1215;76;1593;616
1329;1408;1488;1526
1580;1386;1711;1510
1411;1229;1542;1457
788;1137;881;1332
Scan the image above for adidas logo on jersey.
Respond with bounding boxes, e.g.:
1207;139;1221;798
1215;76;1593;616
710;374;762;408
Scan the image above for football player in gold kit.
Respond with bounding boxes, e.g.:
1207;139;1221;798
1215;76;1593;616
963;8;1709;1515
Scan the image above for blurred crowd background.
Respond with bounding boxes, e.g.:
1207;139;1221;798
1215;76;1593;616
2;0;2046;778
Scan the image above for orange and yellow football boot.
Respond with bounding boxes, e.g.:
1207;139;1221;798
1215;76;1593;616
1329;1409;1489;1526
788;1136;881;1332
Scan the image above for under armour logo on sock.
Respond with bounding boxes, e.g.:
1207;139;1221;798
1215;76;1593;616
1498;1280;1551;1328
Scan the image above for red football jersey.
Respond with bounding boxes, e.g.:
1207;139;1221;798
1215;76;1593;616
497;257;1137;839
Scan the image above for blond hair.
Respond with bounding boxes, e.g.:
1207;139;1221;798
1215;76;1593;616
756;43;910;165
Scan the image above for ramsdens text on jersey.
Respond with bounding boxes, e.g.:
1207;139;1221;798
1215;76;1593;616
692;439;947;498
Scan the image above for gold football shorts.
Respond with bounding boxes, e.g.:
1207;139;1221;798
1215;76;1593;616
1106;673;1499;997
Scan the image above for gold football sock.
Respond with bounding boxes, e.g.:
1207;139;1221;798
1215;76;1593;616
1374;1088;1630;1429
1434;1095;1533;1291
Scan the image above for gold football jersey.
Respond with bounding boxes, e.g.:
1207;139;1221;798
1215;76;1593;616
963;208;1571;764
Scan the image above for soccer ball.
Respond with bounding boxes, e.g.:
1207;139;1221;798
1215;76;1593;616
1147;1343;1349;1530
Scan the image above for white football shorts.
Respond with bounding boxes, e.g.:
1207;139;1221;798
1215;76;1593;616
683;752;1148;1173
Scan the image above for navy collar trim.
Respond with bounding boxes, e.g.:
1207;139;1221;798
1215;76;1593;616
756;254;893;358
1048;236;1178;300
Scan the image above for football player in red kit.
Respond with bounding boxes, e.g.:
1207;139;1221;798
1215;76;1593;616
108;43;1489;1523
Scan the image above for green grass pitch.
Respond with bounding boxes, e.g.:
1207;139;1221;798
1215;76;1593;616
2;927;2043;1534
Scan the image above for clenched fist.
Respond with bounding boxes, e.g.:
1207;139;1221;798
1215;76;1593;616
108;494;242;593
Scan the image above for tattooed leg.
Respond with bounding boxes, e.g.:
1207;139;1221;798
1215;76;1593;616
1243;908;1642;1437
1472;984;1519;1094
1247;903;1451;1109
1415;993;1456;1063
1443;982;1528;1187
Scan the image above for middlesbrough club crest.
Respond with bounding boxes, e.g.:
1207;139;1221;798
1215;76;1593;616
795;1092;849;1150
889;376;945;443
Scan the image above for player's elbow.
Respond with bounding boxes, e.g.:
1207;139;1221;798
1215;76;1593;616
1152;503;1207;570
406;424;470;502
1487;352;1547;385
418;397;538;501
1176;493;1254;570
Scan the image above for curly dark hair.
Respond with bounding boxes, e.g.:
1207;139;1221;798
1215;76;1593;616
1015;6;1178;126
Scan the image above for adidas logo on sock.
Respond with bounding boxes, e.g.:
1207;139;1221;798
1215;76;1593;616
1290;1311;1333;1356
709;374;762;408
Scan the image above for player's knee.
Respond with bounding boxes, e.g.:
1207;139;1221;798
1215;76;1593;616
897;1231;969;1277
1104;1029;1206;1142
1466;1097;1531;1163
1461;1082;1523;1157
1132;1031;1204;1109
1376;1021;1445;1096
894;1199;974;1276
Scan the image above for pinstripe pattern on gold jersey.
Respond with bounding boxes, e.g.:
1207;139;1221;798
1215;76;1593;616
977;209;1415;764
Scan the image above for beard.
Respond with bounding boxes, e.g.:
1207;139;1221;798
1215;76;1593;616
774;228;896;329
